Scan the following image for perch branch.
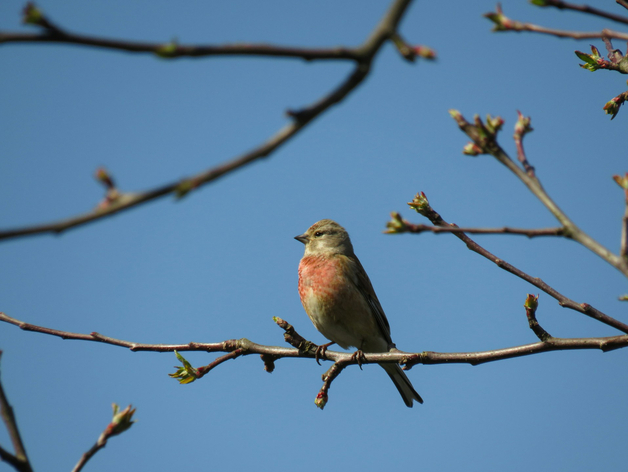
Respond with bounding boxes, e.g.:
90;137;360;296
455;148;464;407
1;312;627;368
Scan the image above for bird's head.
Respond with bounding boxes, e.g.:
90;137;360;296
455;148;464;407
295;219;354;257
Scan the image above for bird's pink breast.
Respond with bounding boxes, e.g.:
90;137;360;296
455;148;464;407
298;255;344;302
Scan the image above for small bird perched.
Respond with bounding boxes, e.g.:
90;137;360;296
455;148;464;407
295;219;423;407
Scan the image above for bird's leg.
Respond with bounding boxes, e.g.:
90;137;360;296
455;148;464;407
315;342;335;365
350;350;367;370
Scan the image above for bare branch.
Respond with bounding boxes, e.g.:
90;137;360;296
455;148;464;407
2;313;627;372
2;4;358;60
524;294;553;342
71;404;136;472
484;4;628;41
449;111;628;278
394;223;565;238
535;0;628;26
0;31;360;60
613;173;628;259
0;353;33;472
316;361;347;409
0;0;415;243
410;334;628;367
391;194;628;334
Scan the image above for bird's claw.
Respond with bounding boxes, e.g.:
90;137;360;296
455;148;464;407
315;342;335;365
351;350;367;370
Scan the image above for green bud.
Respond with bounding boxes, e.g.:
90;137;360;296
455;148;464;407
523;294;539;311
22;3;44;25
169;351;199;384
613;173;628;190
384;212;408;234
407;192;430;214
155;40;179;58
315;392;328;410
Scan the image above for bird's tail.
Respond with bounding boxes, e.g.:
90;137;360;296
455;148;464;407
381;363;423;407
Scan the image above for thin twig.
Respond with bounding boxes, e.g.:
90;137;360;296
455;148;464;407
72;441;104;472
523;25;628;41
450;111;628;278
400;224;564;238
315;362;347;409
538;0;628;26
0;352;33;472
408;334;628;367
0;32;360;60
196;349;245;378
71;404;135;472
396;195;628;334
1;5;358;60
0;0;414;243
485;5;628;41
616;175;628;260
524;294;553;342
622;200;628;260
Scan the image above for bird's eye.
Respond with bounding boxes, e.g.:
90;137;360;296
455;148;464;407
314;231;324;237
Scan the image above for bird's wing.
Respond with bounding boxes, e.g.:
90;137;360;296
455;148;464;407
348;255;394;346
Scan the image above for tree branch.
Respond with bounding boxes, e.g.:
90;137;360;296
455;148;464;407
0;352;33;472
391;223;565;238
1;4;358;60
448;111;628;278
484;4;628;41
534;0;628;26
0;31;361;60
0;0;416;243
2;312;627;369
71;404;136;472
388;194;628;334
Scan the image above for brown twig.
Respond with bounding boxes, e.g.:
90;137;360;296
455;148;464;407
0;32;360;60
397;223;564;238
0;0;415;243
485;4;628;41
2;4;359;60
2;312;627;370
449;111;628;278
524;294;553;341
613;174;628;260
537;0;628;26
0;352;33;472
196;349;245;378
71;404;135;472
315;362;347;409
394;194;628;334
407;334;628;368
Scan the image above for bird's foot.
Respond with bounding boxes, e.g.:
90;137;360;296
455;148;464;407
315;342;335;365
350;350;367;370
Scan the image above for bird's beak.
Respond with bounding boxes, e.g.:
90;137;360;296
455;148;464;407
294;233;308;244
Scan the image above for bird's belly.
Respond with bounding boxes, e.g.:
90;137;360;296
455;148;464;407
300;284;382;351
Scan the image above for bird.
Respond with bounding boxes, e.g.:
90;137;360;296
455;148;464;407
295;219;423;407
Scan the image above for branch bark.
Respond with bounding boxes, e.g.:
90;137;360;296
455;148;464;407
537;0;628;26
0;353;33;472
448;111;628;278
0;0;415;242
2;312;626;368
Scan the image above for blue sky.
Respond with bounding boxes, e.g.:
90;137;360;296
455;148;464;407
1;0;627;471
